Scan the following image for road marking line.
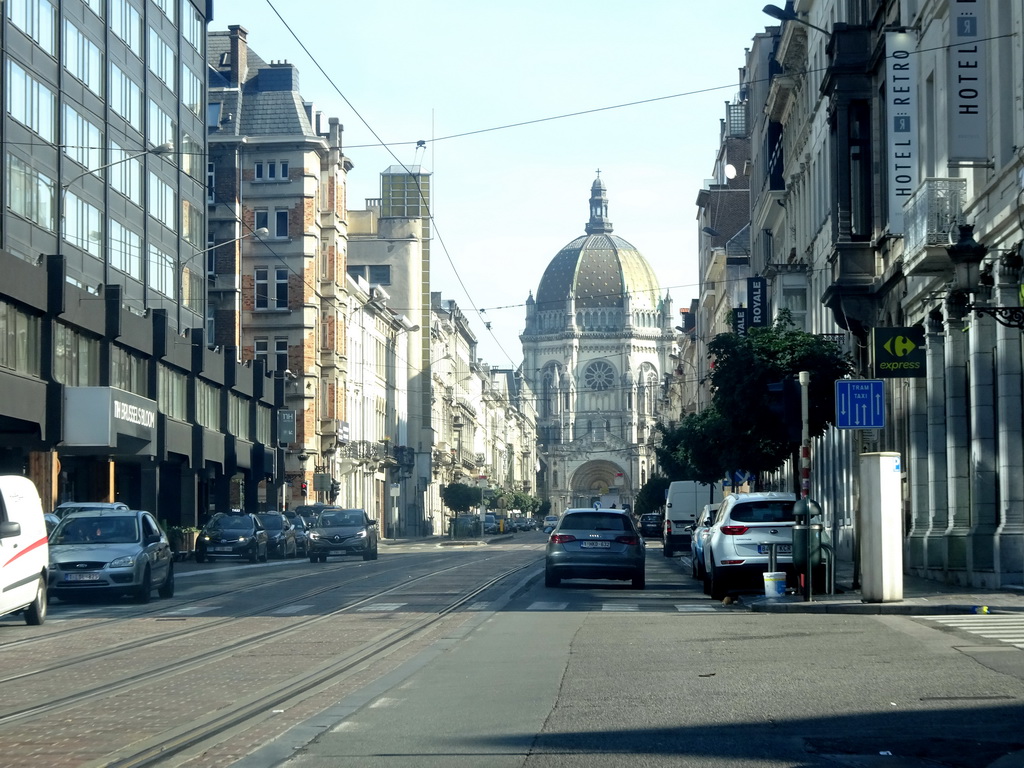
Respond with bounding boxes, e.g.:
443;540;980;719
160;606;219;615
271;604;313;615
601;603;639;611
527;601;568;611
675;605;718;612
466;602;490;611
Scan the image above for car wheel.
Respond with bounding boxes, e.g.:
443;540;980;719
259;544;269;563
24;575;47;625
158;563;175;598
631;570;646;590
663;543;673;558
371;545;379;561
135;568;152;604
708;562;728;601
309;554;318;563
318;553;328;563
248;543;259;563
194;552;205;564
363;547;374;561
544;568;560;588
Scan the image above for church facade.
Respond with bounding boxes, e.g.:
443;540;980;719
522;177;677;513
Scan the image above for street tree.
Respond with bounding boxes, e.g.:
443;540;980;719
440;483;482;514
659;313;854;484
633;475;672;516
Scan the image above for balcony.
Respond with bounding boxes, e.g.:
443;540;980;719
902;178;966;277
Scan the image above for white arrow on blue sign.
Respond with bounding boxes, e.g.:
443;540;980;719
835;379;885;429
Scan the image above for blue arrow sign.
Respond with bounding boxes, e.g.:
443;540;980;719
835;379;885;429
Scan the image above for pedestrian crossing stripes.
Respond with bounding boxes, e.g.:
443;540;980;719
160;605;220;616
271;604;313;615
356;603;406;612
922;615;1024;649
524;601;721;613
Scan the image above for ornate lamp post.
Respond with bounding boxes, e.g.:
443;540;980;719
947;224;1024;329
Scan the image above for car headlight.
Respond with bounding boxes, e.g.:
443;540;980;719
109;555;137;568
200;535;211;541
238;536;248;542
308;532;320;540
353;530;367;540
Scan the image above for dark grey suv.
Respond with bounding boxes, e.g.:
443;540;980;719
307;508;379;562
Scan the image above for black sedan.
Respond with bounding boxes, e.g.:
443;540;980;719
638;513;664;538
256;513;298;559
195;513;269;563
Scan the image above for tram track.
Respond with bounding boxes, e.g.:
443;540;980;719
0;550;531;727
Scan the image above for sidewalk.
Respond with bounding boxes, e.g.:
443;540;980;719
747;557;1024;614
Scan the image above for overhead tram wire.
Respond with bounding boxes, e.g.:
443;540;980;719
264;0;519;367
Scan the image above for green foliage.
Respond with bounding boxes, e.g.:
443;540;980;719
659;315;854;480
537;499;552;517
440;483;482;514
633;476;672;516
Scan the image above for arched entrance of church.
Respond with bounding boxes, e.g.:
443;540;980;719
570;460;632;510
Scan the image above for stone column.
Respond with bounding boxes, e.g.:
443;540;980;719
943;304;970;579
905;374;929;572
967;303;997;581
994;253;1024;586
924;313;949;573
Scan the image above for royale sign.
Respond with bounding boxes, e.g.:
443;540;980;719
886;31;918;234
748;277;768;328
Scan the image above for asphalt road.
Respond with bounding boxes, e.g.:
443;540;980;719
236;537;1024;768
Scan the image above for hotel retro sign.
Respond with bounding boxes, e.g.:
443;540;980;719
886;31;918;234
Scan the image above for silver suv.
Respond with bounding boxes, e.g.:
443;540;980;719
702;492;796;600
545;506;646;589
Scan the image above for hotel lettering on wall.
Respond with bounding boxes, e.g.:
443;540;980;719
948;0;988;164
885;31;918;234
747;277;768;329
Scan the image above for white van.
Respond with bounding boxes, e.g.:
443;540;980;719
663;481;714;557
0;476;49;625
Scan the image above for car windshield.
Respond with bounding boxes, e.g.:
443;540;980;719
208;515;252;531
558;513;630;531
256;514;284;529
318;511;364;527
729;501;796;523
53;516;139;544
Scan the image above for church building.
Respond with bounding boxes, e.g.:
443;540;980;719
522;177;677;513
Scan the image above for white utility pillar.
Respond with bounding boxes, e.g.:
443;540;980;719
860;452;903;602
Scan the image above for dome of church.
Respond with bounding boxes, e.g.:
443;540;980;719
535;177;661;311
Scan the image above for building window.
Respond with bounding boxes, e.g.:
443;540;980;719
152;0;174;23
228;393;249;438
63;104;102;171
196;380;217;428
147;244;174;297
6;154;54;229
181;132;201;179
147;100;175;152
111;345;145;395
583;360;615;391
53;323;100;386
109;141;142;205
255;267;288;310
257;404;272;444
109;219;142;278
7;0;57;56
6;60;56;142
62;192;101;257
148;172;175;228
254;337;268;368
158;364;187;421
0;300;41;377
181;0;203;53
207;162;215;203
254;160;288;182
346;264;392;286
148;28;175;92
110;63;141;129
274;337;288;370
254;208;289;238
63;20;102;95
207;102;221;128
182;65;201;117
110;0;141;55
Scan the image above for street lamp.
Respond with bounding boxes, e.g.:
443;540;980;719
59;141;175;253
762;4;832;37
181;227;269;332
946;224;1024;329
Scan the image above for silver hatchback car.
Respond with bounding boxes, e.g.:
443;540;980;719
545;506;646;589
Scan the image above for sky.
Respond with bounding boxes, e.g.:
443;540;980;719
211;0;777;368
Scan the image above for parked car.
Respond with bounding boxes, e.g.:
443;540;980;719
689;504;719;580
257;513;298;559
44;513;60;534
638;513;664;538
290;516;310;557
483;514;498;534
0;476;49;624
702;492;797;600
48;509;174;603
195;513;269;563
52;501;129;519
544;506;646;589
307;508;378;562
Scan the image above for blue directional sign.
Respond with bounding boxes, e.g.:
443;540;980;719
835;379;885;429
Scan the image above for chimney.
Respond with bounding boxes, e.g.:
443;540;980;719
228;24;248;86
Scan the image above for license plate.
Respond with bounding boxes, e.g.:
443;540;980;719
65;572;101;582
757;544;792;554
213;546;234;552
580;541;611;548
